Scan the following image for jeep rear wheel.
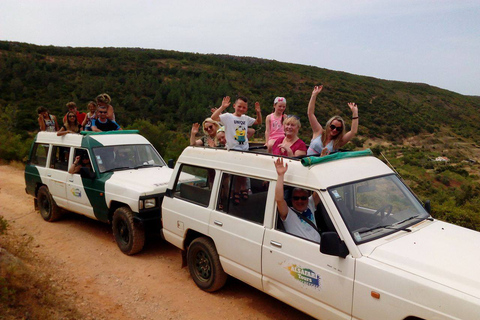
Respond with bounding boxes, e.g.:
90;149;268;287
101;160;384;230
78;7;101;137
37;186;61;222
112;207;145;255
187;237;227;292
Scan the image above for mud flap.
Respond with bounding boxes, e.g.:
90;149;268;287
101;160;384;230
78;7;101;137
181;250;187;268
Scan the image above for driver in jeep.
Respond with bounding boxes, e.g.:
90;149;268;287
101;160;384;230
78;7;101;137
274;158;321;243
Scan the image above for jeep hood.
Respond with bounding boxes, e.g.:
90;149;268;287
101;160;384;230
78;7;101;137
107;167;174;194
367;220;480;299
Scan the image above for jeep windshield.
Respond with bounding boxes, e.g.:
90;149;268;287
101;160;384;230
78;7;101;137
93;144;166;173
328;174;430;244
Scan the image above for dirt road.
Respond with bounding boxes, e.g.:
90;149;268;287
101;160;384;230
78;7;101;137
0;165;313;320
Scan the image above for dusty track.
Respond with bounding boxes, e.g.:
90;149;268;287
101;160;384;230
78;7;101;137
0;165;313;320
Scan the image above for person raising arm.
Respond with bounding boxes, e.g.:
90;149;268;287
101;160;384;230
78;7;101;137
307;84;359;156
274;158;321;243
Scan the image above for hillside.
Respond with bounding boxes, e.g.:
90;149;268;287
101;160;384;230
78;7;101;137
1;40;480;144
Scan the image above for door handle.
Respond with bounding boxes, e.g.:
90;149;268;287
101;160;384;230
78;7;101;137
68;179;74;182
214;220;223;227
47;174;52;177
270;240;282;248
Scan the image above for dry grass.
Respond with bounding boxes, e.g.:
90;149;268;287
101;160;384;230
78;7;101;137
0;215;84;320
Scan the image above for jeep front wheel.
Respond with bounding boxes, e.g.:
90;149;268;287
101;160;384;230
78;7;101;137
37;186;61;222
187;237;227;292
112;207;145;255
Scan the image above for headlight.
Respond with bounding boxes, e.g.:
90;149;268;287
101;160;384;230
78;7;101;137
139;198;156;209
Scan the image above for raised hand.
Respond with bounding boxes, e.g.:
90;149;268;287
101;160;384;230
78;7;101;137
191;123;200;135
255;101;261;113
348;102;358;113
221;96;231;109
312;85;323;97
274;157;288;176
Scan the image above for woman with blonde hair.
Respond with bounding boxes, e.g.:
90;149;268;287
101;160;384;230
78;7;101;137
190;118;221;147
57;111;82;136
96;93;115;121
268;115;307;157
307;85;359;156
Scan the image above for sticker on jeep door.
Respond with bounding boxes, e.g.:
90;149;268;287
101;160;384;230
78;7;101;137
285;264;322;289
70;188;82;197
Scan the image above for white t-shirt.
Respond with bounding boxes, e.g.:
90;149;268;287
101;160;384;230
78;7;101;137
219;113;255;151
283;197;320;243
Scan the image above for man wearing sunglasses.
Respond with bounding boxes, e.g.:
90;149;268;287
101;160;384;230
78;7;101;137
91;105;122;132
274;158;321;243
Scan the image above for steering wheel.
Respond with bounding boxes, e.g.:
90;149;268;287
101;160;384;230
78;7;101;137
372;204;393;225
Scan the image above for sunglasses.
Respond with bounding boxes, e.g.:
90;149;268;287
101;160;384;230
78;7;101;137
68;115;76;118
98;111;107;114
292;196;308;201
204;125;214;131
330;124;343;132
287;114;300;120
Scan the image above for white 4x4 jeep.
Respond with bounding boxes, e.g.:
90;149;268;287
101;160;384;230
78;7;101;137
25;130;185;255
162;146;480;319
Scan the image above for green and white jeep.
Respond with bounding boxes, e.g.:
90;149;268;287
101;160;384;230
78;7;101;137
24;130;181;255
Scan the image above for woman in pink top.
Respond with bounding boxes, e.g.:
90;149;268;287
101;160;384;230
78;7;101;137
268;115;307;157
265;97;287;149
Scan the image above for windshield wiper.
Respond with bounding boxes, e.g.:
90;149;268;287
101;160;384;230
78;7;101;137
133;164;163;169
359;224;412;235
103;166;135;173
359;215;429;235
394;215;421;226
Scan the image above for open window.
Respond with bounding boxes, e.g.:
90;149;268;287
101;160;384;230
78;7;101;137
50;146;70;171
71;148;95;176
274;185;328;243
173;164;215;207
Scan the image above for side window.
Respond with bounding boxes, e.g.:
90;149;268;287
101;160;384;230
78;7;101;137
216;173;269;224
275;185;326;243
30;143;49;167
173;164;215;207
50;146;70;171
71;148;94;174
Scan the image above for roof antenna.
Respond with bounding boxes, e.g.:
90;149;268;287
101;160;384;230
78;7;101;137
380;152;399;176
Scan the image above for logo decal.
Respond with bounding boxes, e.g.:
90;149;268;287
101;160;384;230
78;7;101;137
70;188;82;197
285;264;322;289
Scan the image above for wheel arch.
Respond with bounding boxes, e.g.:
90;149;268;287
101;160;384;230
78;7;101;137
35;182;47;198
108;201;131;222
183;229;211;251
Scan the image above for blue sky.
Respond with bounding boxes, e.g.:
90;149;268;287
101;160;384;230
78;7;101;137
1;0;479;95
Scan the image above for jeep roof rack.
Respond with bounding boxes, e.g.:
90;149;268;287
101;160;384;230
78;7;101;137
80;130;139;135
301;149;373;166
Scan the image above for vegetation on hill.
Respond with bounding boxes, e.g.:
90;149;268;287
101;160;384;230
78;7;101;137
0;40;479;231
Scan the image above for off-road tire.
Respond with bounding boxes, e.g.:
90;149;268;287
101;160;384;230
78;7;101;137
112;207;145;255
187;237;227;292
37;186;62;222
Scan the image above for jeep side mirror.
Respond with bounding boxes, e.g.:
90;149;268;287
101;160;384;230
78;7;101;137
168;159;175;169
320;232;349;258
424;200;431;214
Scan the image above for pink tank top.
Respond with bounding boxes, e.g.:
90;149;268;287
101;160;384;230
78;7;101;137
268;113;285;140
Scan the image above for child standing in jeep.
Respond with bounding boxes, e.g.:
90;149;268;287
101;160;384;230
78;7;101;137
211;96;262;151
